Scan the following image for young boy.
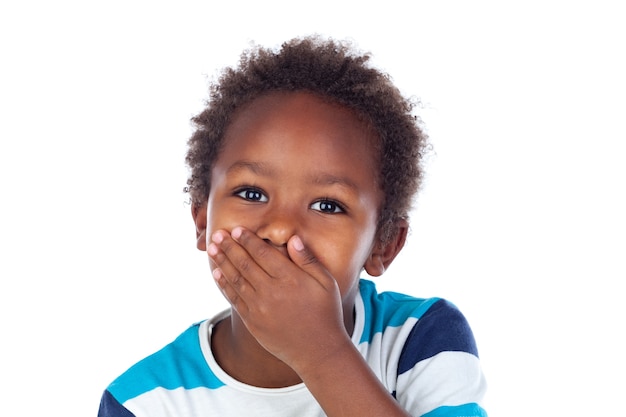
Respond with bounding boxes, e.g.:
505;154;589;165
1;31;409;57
98;37;487;417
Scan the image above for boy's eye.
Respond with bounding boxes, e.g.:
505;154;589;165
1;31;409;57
310;200;344;214
235;188;268;202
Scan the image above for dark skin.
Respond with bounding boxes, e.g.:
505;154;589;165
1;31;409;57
192;91;410;416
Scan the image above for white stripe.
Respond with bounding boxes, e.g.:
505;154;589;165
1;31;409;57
356;317;419;392
396;351;487;416
125;386;324;417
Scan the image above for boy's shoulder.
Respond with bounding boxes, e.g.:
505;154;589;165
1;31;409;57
357;279;478;361
358;279;443;321
106;320;223;406
358;278;445;338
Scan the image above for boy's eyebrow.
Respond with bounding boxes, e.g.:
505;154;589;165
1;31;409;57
227;160;360;193
308;173;359;193
226;160;276;177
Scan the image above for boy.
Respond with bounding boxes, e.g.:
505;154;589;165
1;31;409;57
98;36;487;417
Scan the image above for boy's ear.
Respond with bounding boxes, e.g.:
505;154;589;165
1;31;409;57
364;219;409;277
191;204;208;251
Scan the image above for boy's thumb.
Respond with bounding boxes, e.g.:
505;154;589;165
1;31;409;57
287;235;323;272
287;235;340;296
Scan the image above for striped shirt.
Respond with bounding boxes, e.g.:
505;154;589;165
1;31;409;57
99;279;487;417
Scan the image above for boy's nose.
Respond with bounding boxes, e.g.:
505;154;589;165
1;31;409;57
256;210;298;249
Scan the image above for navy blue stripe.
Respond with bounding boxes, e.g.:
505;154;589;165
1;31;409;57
398;299;478;374
98;389;136;417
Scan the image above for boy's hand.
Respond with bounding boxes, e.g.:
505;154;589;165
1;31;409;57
209;227;411;417
207;226;352;374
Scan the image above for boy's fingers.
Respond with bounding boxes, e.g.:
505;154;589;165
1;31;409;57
212;267;249;316
230;227;299;278
229;227;333;289
210;230;260;293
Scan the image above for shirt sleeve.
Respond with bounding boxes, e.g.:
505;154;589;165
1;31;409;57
98;390;137;417
395;299;488;417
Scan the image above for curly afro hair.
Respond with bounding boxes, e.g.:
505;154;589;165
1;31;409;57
185;36;428;243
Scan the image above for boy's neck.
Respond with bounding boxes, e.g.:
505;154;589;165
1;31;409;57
211;303;356;389
211;313;302;388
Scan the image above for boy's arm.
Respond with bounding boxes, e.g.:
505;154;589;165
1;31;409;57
296;339;411;417
210;227;411;417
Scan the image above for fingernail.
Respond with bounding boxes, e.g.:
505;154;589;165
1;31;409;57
212;231;224;244
231;227;242;239
207;243;218;257
212;268;222;281
292;235;304;251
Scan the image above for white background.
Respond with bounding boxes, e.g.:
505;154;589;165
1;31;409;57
1;1;624;416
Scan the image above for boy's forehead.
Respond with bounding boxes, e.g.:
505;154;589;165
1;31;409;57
223;91;379;152
213;90;383;192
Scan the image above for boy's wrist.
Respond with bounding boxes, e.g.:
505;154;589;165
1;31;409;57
294;337;412;417
292;336;357;382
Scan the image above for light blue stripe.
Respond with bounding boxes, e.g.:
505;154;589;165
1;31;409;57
422;403;488;417
359;279;440;344
108;323;225;404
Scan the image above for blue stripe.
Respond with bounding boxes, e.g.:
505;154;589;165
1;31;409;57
108;323;225;404
358;279;440;344
398;299;478;374
421;403;487;417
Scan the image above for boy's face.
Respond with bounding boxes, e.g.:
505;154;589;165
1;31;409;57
201;91;392;306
